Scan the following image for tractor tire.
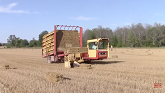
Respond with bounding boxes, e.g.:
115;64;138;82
47;56;52;64
70;62;74;68
85;60;91;64
87;60;91;64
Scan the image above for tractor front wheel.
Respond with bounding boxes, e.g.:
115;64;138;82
47;56;52;64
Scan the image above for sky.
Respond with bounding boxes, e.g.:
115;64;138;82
0;0;165;43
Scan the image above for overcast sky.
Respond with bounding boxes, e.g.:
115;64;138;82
0;0;165;43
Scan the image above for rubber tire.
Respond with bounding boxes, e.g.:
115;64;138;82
87;60;91;64
70;62;74;68
47;56;52;64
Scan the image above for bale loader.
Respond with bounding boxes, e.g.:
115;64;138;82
42;25;110;68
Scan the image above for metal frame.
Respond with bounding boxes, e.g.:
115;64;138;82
42;25;83;58
82;50;108;61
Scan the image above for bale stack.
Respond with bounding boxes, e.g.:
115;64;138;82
64;47;88;54
42;30;80;55
56;30;80;51
45;72;63;82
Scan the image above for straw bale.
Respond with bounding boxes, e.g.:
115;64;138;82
112;55;118;58
46;72;63;82
80;64;92;69
1;65;10;69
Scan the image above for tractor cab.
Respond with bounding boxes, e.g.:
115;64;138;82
87;38;110;60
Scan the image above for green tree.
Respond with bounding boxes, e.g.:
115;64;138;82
111;36;118;47
38;31;48;47
127;30;136;47
82;29;92;47
20;39;29;47
29;38;38;47
117;36;122;47
89;30;95;39
147;27;162;47
15;37;21;48
7;35;17;47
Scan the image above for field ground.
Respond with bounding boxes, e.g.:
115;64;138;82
0;48;165;93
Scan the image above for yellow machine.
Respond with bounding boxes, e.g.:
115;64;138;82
64;38;110;67
83;38;110;61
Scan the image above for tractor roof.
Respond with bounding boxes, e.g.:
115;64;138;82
87;38;109;43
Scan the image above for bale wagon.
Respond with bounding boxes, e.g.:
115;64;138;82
42;25;110;68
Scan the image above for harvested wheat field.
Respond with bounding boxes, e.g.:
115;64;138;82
0;48;165;93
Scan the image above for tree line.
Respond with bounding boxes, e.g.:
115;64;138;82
83;23;165;47
6;31;48;48
4;22;165;48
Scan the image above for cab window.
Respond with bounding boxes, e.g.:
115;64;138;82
88;42;97;50
98;41;108;49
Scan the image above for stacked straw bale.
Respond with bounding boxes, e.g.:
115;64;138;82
42;30;80;55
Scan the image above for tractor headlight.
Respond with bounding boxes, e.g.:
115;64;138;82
105;53;107;55
99;53;101;55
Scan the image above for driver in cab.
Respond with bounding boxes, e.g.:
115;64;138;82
92;42;97;49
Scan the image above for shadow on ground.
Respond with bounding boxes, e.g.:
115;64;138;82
50;60;124;65
89;61;124;64
63;77;71;80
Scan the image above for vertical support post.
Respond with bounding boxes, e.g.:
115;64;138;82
42;48;43;57
80;27;83;47
54;25;57;55
108;42;110;57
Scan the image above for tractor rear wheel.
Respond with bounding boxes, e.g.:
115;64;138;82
47;56;52;64
84;60;91;64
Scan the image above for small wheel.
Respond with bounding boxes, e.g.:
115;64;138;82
47;56;52;64
60;57;64;62
88;61;91;64
86;60;91;64
70;62;74;68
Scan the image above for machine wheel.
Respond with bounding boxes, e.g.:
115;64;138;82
70;61;74;68
87;60;91;64
47;56;52;64
60;56;64;62
85;60;91;64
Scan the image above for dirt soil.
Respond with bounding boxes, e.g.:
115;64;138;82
0;48;164;93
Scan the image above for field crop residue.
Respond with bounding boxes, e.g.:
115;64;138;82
0;48;165;93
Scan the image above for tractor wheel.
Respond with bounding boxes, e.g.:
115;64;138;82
88;61;91;64
60;57;64;62
86;60;91;64
47;56;52;64
70;61;74;68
